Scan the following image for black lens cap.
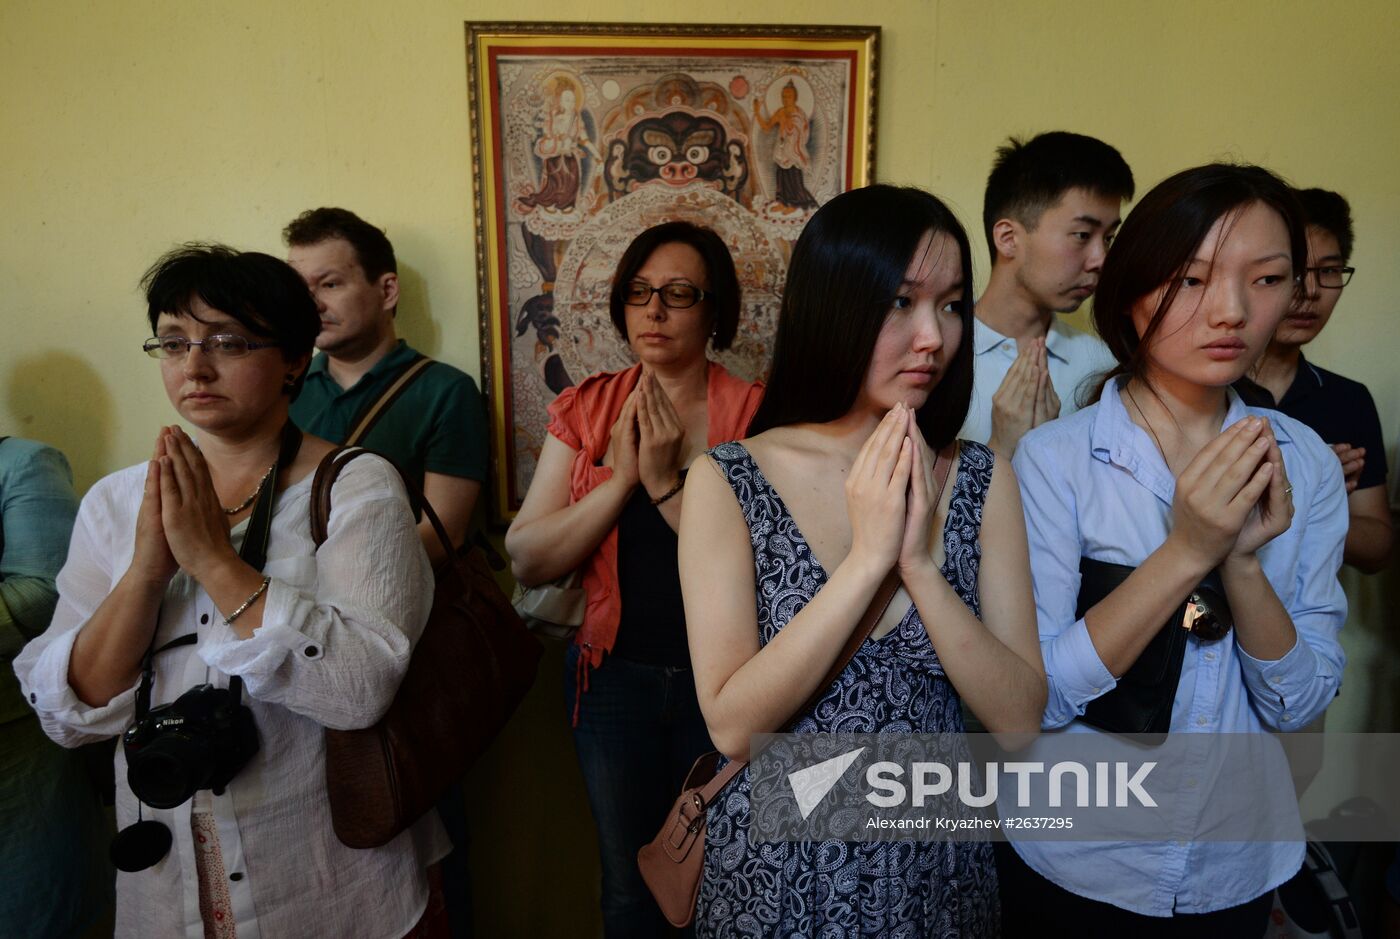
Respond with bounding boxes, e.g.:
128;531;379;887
110;819;173;872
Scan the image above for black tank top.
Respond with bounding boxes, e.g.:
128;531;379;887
609;475;691;667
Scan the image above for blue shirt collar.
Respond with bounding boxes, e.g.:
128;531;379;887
972;316;1073;362
1089;377;1291;504
971;318;1008;355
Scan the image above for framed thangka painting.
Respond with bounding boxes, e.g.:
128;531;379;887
467;22;879;519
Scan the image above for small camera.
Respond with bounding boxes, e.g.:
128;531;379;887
123;684;259;809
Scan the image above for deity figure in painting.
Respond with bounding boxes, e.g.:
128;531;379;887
752;80;818;213
519;75;601;213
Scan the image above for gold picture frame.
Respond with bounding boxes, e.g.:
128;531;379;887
466;22;879;520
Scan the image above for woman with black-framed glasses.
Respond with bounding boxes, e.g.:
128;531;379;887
506;221;763;936
15;244;445;938
1235;187;1392;572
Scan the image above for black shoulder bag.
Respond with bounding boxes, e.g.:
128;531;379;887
1076;557;1233;738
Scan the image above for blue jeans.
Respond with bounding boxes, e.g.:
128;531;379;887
564;645;713;939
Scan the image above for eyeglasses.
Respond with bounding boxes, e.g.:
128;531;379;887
621;281;708;310
1303;266;1355;289
143;335;282;359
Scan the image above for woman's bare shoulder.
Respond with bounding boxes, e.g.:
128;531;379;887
739;425;828;464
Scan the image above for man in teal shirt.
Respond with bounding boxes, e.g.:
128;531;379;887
285;207;487;566
286;208;487;938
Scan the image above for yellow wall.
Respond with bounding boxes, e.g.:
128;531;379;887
4;1;1398;935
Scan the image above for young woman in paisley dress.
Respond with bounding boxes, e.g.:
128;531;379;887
678;184;1047;937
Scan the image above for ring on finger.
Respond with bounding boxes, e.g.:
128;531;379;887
1283;485;1294;496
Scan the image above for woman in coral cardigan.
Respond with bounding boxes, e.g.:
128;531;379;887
507;221;763;937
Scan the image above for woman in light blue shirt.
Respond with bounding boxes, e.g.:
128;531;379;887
1006;164;1348;936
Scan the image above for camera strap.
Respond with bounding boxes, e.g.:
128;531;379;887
133;422;304;720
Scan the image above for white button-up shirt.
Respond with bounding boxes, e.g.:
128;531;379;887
15;454;441;939
959;317;1118;446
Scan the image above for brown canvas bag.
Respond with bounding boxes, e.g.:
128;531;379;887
311;447;542;848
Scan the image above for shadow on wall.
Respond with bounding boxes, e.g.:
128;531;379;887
465;634;603;937
1341;551;1400;732
5;352;114;493
396;262;442;357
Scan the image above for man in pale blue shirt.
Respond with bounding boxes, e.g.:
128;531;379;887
960;132;1133;455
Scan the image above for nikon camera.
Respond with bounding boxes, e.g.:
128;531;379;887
123;683;259;809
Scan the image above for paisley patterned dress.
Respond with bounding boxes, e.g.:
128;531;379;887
696;441;1000;938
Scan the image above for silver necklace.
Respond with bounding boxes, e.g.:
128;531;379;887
222;461;277;515
1125;384;1172;470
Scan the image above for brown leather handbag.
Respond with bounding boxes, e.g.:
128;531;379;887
638;443;954;926
311;447;543;849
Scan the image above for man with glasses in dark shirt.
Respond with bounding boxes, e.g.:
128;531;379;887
1235;188;1392;572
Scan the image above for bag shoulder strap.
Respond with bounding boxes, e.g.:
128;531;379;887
693;570;899;802
0;437;8;557
309;447;459;579
345;354;434;447
695;442;957;802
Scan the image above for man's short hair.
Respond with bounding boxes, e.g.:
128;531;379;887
983;131;1135;259
283;207;397;281
1294;188;1354;262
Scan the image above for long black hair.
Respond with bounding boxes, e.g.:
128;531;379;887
1092;163;1306;396
747;184;976;449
